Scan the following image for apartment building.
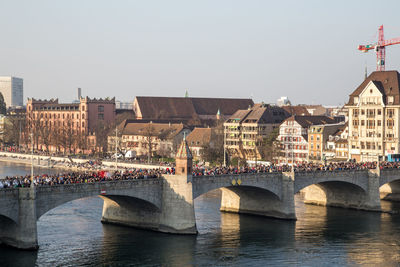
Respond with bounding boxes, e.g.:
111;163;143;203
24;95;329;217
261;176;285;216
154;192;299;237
186;127;212;160
26;97;115;152
0;77;23;108
109;120;190;158
224;104;289;161
346;71;400;162
308;123;345;162
276;116;340;164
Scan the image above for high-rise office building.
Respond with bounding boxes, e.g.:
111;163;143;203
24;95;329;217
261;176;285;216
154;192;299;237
0;76;23;108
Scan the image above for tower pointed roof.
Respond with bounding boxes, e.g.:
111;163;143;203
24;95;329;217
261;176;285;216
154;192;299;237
176;137;193;159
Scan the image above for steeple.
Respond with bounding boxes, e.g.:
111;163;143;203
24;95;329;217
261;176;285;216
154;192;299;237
175;135;193;176
185;89;189;98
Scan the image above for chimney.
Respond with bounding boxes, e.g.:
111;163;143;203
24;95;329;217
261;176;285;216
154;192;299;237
78;88;82;100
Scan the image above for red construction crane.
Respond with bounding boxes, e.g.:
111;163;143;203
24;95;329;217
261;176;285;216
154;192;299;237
358;25;400;71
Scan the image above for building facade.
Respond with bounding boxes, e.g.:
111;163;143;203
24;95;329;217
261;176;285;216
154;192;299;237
26;97;115;153
186;127;212;161
346;71;400;162
308;123;345;162
276;116;340;164
0;77;23;108
224;104;289;161
109;121;190;158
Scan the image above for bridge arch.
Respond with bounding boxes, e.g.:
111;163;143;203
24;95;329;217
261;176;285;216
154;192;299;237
192;173;283;200
294;171;369;194
299;181;371;209
36;181;163;220
192;173;295;220
379;170;400;201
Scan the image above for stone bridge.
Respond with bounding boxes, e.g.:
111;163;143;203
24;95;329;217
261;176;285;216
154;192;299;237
2;166;400;250
2;139;400;250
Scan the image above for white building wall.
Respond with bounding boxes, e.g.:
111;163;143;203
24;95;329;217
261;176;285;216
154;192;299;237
0;76;23;107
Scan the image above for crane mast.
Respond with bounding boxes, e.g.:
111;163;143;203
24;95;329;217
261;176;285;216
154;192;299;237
358;25;400;71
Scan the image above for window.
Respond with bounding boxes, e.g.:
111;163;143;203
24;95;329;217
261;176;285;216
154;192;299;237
387;119;394;129
387;109;394;118
98;105;104;112
389;96;394;104
98;113;104;120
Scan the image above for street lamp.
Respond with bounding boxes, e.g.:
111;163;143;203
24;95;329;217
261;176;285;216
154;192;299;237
30;132;34;189
115;127;118;171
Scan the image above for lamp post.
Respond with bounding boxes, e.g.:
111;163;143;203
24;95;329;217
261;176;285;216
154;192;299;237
115;127;118;171
223;126;226;167
30;132;34;189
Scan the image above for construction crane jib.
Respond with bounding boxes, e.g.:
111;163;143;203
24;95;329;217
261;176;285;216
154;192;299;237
358;25;400;71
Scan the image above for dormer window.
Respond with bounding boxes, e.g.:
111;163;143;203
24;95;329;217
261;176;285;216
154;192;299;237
388;96;394;104
354;97;359;104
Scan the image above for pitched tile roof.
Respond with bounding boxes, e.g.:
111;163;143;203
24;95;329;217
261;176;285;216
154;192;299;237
347;70;400;105
226;104;289;124
135;96;254;120
286;115;338;128
282;105;310;116
186;128;212;147
117;120;185;139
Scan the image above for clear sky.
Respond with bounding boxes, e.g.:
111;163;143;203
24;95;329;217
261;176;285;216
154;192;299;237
1;0;400;106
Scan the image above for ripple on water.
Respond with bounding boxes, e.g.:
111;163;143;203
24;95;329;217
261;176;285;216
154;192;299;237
2;163;400;266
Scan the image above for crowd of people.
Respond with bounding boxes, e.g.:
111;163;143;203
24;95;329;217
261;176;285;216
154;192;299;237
192;161;400;176
0;167;175;189
3;160;400;189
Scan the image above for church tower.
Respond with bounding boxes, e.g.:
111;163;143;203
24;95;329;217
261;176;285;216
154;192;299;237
175;136;193;176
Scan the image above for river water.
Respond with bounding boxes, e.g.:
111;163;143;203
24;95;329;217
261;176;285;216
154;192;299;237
1;162;400;266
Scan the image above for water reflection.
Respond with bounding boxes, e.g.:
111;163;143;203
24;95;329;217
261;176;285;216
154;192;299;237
3;161;400;266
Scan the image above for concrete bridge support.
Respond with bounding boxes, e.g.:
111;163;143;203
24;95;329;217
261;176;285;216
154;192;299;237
101;175;197;234
219;172;296;220
0;188;38;250
380;180;400;201
301;169;381;211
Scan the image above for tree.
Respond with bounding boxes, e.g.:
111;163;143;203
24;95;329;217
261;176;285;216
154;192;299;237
144;124;157;163
0;93;6;115
95;121;112;155
3;116;24;146
201;124;224;166
260;127;282;163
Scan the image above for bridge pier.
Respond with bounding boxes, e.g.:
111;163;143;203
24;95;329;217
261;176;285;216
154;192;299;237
301;169;381;211
219;172;296;220
380;180;400;201
101;138;197;234
0;188;38;250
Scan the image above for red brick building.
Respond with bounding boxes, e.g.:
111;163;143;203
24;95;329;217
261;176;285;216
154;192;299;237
25;97;115;153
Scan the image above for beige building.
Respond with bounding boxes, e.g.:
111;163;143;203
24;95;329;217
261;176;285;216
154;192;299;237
186;128;212;160
224;104;289;161
109;120;190;158
346;71;400;162
308;123;345;162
